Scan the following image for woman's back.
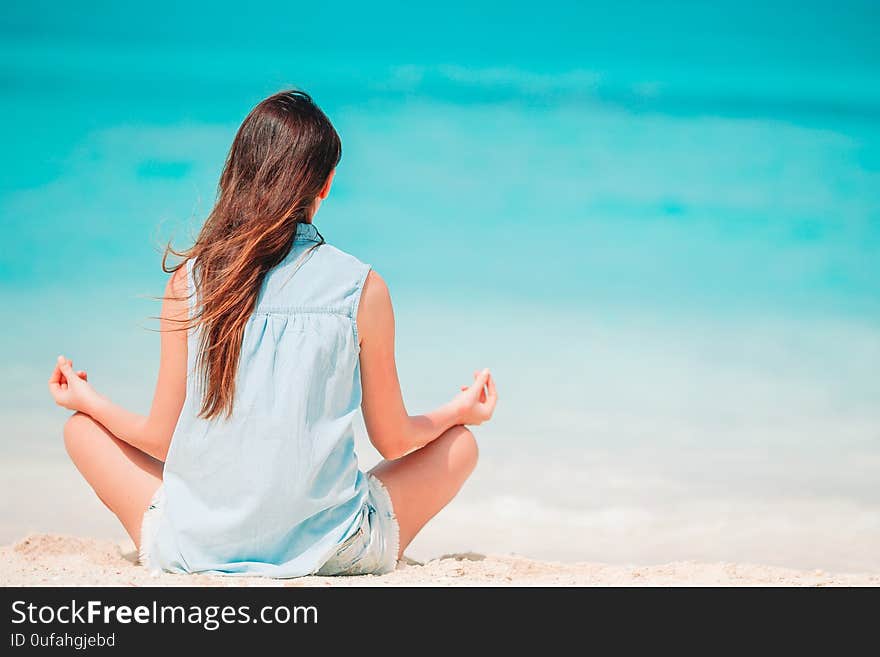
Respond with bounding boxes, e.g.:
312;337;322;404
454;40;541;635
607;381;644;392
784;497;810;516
150;222;372;576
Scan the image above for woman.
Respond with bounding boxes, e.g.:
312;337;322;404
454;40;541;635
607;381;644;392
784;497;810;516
47;90;497;577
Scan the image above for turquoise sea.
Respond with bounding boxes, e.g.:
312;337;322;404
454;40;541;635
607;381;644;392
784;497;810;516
2;2;879;570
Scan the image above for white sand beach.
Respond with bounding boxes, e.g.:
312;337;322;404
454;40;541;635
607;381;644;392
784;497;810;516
2;534;877;587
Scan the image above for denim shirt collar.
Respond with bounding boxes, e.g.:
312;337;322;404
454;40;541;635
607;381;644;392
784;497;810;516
293;221;322;243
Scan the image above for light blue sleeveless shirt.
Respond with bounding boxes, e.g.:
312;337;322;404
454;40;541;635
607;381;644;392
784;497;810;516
150;222;372;576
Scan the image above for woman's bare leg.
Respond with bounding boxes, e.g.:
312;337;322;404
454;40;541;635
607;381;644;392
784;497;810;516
63;412;163;549
369;425;478;558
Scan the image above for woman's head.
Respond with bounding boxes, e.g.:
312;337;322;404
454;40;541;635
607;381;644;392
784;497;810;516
219;90;341;225
165;90;341;419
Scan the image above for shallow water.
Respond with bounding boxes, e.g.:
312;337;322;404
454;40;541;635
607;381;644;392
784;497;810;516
1;2;879;571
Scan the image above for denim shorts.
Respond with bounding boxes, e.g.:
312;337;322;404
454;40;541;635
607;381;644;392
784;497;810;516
138;486;165;573
139;473;400;577
315;474;400;576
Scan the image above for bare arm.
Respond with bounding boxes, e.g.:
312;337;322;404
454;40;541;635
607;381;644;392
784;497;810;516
48;269;189;461
357;271;497;460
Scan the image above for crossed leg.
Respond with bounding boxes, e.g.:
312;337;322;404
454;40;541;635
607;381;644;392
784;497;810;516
63;412;163;550
369;424;479;559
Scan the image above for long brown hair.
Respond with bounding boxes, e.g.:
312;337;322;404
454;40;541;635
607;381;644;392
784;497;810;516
164;90;342;420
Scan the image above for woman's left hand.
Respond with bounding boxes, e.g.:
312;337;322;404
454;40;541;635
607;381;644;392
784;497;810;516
48;355;100;413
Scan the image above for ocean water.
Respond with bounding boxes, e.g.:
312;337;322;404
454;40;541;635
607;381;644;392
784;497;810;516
1;2;879;571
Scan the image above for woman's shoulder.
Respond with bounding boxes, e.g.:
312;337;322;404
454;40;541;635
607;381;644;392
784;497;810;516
314;242;369;270
264;240;373;315
310;242;371;288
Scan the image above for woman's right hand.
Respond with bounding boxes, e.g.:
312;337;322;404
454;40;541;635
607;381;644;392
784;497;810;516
48;355;101;413
452;368;498;426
